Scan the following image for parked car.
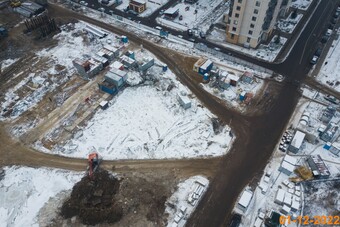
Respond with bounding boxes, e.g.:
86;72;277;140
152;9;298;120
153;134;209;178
321;35;329;43
185;6;190;11
187;29;193;36
214;47;221;51
229;213;242;227
179;15;183;21
334;12;339;18
98;7;105;12
310;55;318;65
199;31;206;39
314;47;323;57
159;9;165;15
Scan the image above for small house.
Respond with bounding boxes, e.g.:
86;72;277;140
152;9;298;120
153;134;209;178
241;71;254;84
129;0;146;14
237;190;253;212
105;71;125;87
177;94;191;110
120;55;137;68
111;61;124;70
164;7;179;20
98;81;117;95
228;74;239;86
139;57;154;72
288;130;305;153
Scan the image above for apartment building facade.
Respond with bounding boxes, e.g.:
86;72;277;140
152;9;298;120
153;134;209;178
225;0;291;48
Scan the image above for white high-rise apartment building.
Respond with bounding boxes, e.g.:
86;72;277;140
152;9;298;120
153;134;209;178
225;0;291;48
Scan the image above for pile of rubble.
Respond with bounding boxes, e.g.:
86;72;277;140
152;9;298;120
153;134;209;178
61;169;122;225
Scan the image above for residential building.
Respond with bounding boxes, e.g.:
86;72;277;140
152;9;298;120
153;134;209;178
225;0;287;48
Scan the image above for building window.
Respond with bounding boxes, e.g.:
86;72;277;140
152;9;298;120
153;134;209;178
254;9;258;14
252;16;257;21
233;20;238;25
250;23;255;28
235;13;239;18
232;27;237;31
231;34;235;39
248;30;253;35
247;37;251;43
255;1;260;7
238;0;242;3
236;6;241;11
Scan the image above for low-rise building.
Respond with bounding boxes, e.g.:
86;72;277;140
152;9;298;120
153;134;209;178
237;189;253;212
307;155;330;179
329;142;340;156
288;130;305;153
164;7;179;20
193;58;213;76
177;93;191;110
129;0;146;14
120;55;137;68
138;57;154;72
320;123;338;142
279;154;298;176
73;58;102;79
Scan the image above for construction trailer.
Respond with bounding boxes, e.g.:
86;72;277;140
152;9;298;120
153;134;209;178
98;81;118;95
193;58;213;76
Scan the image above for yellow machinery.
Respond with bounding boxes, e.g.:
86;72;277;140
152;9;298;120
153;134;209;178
10;0;21;7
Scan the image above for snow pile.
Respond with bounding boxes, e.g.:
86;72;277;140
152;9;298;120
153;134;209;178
0;167;83;227
277;12;303;34
165;175;209;227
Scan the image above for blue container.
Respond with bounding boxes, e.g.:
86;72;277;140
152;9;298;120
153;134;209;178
323;143;331;150
121;36;128;43
203;73;210;81
98;84;117;95
239;91;246;101
162;64;168;72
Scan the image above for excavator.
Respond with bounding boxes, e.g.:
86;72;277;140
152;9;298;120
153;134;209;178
10;0;21;7
87;152;101;178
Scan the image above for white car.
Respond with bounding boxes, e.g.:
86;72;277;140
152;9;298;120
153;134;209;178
310;55;318;65
98;7;105;12
79;0;88;5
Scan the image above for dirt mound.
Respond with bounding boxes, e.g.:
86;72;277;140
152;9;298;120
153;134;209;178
61;169;122;225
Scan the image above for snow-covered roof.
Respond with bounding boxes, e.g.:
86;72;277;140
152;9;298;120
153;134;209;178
130;0;146;5
280;161;295;173
178;94;191;105
283;194;292;206
110;67;127;78
283;155;298;165
103;45;118;53
290;130;305;149
228;74;239;82
112;61;124;69
254;217;262;227
105;71;122;82
200;59;213;70
120;55;136;64
332;142;340;150
99;100;108;107
164;7;179;15
238;190;253;208
275;189;285;203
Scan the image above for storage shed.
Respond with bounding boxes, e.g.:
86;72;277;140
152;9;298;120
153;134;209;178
177;94;191;110
228;74;239;87
111;61;124;70
274;188;285;205
120;55;137;68
109;67;128;82
288;130;305;153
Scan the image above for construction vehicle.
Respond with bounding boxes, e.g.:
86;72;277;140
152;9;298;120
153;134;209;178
87;152;101;178
10;0;21;8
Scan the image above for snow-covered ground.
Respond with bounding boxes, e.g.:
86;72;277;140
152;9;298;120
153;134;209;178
316;32;340;92
157;0;228;33
291;0;313;10
234;97;340;227
165;175;209;227
116;0;169;17
1;58;19;70
1;21;124;121
277;12;303;34
44;62;233;159
0;166;83;227
208;28;287;62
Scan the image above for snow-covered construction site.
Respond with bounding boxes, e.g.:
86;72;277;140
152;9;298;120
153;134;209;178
0;11;233;226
